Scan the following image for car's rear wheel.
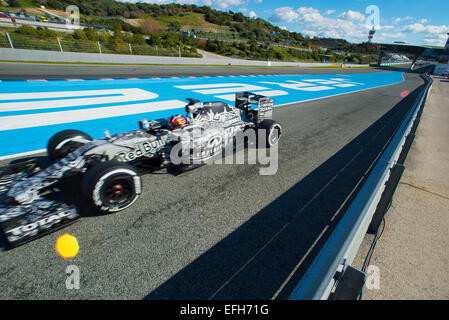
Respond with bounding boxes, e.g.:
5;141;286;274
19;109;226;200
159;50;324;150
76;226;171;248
82;161;141;213
47;129;93;162
257;120;282;148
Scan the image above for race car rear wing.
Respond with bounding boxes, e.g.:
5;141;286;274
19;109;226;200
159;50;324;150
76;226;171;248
235;92;274;123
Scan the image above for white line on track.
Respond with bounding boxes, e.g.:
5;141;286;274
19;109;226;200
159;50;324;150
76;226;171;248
0;89;158;112
0;99;185;131
0;148;46;161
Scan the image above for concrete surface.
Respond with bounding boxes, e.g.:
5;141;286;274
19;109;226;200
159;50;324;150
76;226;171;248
354;76;449;299
0;47;368;67
0;70;423;299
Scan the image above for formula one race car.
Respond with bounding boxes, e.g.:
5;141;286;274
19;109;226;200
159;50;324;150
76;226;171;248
0;92;281;247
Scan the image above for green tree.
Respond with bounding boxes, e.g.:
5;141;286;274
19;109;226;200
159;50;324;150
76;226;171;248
73;29;88;41
16;25;38;36
37;28;59;38
8;0;21;8
112;23;123;41
167;21;181;32
233;12;245;22
98;29;110;42
148;33;161;46
84;27;99;41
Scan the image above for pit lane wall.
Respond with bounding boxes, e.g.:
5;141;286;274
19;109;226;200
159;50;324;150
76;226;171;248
0;48;368;67
289;75;433;300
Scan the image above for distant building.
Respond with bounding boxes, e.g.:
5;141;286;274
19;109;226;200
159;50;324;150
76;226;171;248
368;27;376;43
182;31;197;39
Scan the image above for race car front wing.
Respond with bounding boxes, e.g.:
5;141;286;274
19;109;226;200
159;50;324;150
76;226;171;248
0;160;80;248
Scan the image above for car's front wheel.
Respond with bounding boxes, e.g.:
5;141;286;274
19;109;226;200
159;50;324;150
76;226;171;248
82;161;142;213
47;129;93;162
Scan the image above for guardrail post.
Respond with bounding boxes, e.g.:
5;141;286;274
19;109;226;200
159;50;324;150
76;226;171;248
6;32;14;49
129;43;132;55
178;46;181;58
57;37;63;53
97;41;102;54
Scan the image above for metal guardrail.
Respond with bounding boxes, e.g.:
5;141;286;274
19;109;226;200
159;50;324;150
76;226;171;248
288;74;433;300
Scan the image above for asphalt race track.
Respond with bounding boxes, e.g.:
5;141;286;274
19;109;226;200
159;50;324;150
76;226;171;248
0;62;381;80
0;66;425;299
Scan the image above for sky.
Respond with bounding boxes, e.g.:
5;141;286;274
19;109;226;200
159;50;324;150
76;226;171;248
120;0;449;46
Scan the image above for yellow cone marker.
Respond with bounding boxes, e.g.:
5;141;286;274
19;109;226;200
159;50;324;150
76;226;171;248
56;234;79;259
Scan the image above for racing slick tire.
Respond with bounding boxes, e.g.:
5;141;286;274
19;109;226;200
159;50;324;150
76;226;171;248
47;129;93;162
257;119;282;148
82;161;142;213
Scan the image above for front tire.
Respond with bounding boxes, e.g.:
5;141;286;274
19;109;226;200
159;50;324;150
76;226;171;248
82;161;141;213
47;129;93;162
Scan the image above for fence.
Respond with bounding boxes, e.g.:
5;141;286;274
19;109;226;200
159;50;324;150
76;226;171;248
0;32;200;58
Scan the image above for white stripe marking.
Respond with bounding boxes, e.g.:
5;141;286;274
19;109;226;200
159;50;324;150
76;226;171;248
334;83;356;87
0;100;185;131
175;83;269;95
261;81;316;89
0;149;46;161
298;86;336;91
215;90;289;101
0;89;158;112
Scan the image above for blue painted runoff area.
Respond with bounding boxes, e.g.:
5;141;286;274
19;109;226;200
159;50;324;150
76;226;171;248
0;72;404;159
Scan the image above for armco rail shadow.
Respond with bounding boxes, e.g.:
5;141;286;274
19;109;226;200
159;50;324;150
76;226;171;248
144;83;426;300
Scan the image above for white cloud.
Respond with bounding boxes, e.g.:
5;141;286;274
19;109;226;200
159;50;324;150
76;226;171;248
292;7;441;44
401;23;448;35
381;25;394;30
297;7;319;15
422;34;447;46
202;0;244;9
400;22;449;46
374;32;406;43
402;23;426;33
295;7;371;42
324;10;335;15
254;0;263;3
419;19;428;24
392;16;414;24
337;10;365;23
269;7;299;23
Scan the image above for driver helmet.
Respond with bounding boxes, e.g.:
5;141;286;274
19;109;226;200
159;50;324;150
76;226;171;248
170;115;187;129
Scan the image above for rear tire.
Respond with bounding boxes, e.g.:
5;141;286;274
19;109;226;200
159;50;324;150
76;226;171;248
257;120;282;148
47;129;93;162
82;161;141;213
